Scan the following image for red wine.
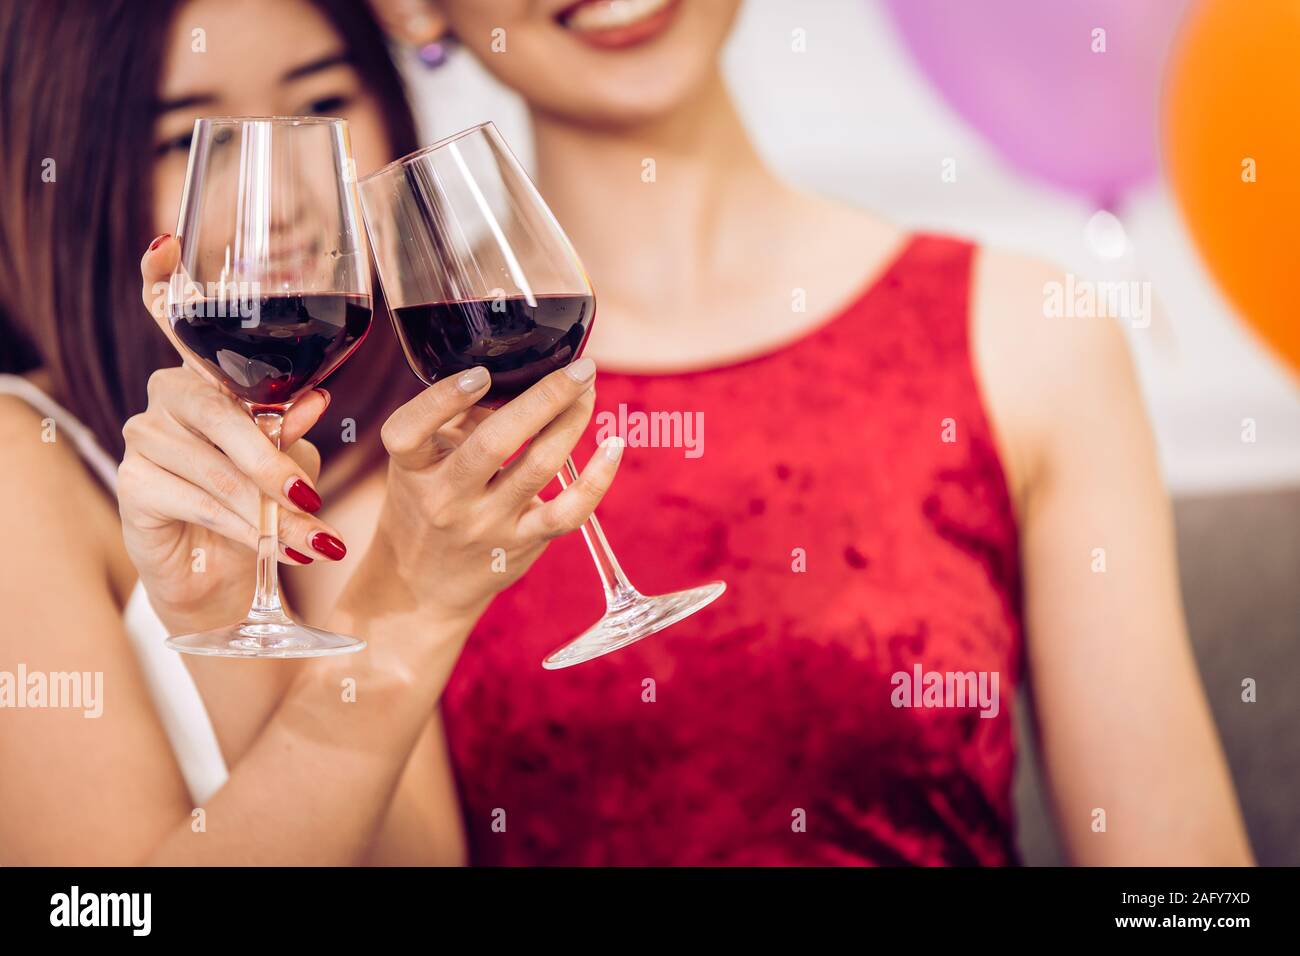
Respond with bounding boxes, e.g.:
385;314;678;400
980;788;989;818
391;293;595;406
170;293;372;407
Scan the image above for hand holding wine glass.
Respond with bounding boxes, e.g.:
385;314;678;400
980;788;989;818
120;235;344;637
358;122;726;668
336;358;624;631
159;116;373;658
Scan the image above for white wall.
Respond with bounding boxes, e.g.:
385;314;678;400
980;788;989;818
398;0;1300;495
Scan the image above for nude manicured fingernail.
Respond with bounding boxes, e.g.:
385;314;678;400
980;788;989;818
310;532;347;561
286;478;322;513
284;547;313;565
315;387;331;411
149;233;170;252
457;366;489;392
566;357;596;382
602;435;624;463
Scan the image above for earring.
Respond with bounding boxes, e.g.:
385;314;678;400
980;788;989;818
417;36;453;69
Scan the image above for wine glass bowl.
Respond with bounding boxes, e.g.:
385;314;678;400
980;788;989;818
358;122;598;408
168;291;372;408
389;292;596;408
163;116;372;658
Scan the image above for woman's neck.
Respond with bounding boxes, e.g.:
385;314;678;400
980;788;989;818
530;70;788;315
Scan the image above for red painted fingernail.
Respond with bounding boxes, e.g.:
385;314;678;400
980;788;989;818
310;532;347;561
149;233;171;252
284;547;313;564
286;479;322;513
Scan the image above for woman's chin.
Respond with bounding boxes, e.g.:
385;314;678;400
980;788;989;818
528;64;714;127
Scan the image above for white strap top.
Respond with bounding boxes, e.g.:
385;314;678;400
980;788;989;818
0;374;229;805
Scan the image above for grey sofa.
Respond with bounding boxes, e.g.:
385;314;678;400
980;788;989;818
1014;487;1300;865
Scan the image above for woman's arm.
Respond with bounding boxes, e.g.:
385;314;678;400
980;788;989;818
362;710;468;865
140;604;477;865
973;250;1253;865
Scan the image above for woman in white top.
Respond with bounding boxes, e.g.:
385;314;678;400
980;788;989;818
0;0;618;864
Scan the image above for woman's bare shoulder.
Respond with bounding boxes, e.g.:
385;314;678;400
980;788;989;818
0;391;104;495
968;246;1142;514
0;392;124;585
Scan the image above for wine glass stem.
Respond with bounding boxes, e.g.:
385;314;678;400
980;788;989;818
557;455;639;613
250;410;289;623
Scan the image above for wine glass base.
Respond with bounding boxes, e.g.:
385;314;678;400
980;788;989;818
541;581;726;670
166;620;366;659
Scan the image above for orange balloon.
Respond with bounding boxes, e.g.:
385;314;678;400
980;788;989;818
1164;0;1300;375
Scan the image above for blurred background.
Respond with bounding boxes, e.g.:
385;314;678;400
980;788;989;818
395;0;1299;864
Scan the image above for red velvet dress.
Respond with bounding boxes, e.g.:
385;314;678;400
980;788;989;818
440;234;1024;865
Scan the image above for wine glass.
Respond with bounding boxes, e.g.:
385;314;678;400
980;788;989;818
164;117;373;658
357;121;726;669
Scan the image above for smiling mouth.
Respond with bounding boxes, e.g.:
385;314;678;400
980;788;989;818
555;0;682;50
231;236;324;286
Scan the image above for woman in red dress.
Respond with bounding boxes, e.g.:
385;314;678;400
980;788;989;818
381;0;1251;865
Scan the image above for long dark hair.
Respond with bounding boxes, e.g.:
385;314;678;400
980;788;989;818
0;0;421;466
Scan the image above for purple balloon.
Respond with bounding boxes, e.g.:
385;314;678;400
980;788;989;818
878;0;1191;202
